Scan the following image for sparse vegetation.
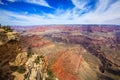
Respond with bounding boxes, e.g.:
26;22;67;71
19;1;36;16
0;25;13;32
16;65;26;74
47;68;55;80
27;47;34;57
10;66;18;71
34;56;40;64
11;65;26;74
0;24;1;28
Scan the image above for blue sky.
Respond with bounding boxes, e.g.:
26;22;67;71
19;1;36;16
0;0;120;25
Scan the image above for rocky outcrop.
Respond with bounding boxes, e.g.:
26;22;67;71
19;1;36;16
24;54;57;80
0;28;19;46
9;52;28;66
25;54;47;80
0;28;8;45
0;27;21;80
0;26;56;80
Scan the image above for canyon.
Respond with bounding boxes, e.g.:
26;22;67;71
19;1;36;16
0;25;120;80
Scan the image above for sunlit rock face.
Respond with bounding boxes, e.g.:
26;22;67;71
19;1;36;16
7;32;20;41
0;28;8;45
0;28;19;46
25;54;48;80
9;52;28;66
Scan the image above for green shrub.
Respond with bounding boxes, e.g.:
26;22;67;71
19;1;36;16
2;26;13;32
27;52;34;58
27;47;34;58
16;65;26;74
34;56;40;64
10;66;18;71
11;65;26;74
46;69;55;80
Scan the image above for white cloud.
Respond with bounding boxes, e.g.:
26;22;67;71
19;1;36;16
7;0;51;7
95;0;109;13
25;0;51;8
70;0;120;24
0;0;120;25
71;0;90;10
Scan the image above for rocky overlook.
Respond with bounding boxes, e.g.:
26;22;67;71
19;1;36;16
0;26;56;80
0;26;21;79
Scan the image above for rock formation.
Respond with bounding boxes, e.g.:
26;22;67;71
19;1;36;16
25;54;48;80
0;26;21;79
0;26;55;80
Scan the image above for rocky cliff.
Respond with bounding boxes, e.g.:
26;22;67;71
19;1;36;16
0;26;55;80
0;26;21;79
